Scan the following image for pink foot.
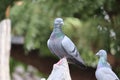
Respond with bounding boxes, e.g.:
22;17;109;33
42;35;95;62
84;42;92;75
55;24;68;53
56;57;66;65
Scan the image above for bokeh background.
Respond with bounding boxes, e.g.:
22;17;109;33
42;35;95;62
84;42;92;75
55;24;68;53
0;0;120;80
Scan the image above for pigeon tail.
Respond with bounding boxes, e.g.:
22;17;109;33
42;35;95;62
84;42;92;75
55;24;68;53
68;58;87;69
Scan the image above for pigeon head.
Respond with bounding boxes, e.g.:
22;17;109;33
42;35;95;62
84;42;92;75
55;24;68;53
54;18;64;26
96;49;107;57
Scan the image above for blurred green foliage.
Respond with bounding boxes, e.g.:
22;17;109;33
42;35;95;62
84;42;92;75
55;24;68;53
10;0;120;68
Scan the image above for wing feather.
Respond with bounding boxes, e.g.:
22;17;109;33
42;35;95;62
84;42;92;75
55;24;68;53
47;39;55;55
61;36;86;68
96;68;119;80
61;36;78;57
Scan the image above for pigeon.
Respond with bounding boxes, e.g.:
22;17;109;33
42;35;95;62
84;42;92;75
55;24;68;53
95;49;119;80
47;18;86;68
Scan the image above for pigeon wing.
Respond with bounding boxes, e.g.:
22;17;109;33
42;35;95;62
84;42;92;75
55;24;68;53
103;68;119;80
96;68;119;80
47;39;55;55
61;36;85;68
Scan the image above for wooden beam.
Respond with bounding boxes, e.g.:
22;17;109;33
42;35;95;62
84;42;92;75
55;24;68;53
0;19;11;80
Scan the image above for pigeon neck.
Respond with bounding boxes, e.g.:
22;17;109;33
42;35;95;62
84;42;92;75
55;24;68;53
53;24;63;32
97;56;109;69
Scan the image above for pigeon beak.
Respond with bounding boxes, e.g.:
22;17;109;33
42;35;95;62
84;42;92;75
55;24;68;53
96;52;99;56
61;22;64;25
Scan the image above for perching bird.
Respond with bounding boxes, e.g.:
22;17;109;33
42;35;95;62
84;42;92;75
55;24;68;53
47;18;86;68
95;49;119;80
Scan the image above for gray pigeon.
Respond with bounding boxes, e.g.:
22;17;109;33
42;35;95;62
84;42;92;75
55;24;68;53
95;49;119;80
47;18;86;68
